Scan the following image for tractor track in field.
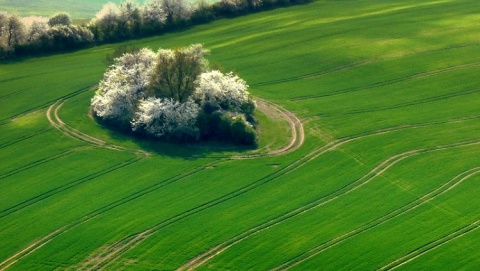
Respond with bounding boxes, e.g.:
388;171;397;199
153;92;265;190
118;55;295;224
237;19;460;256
178;141;480;271
2;92;474;270
0;158;221;271
290;61;480;102
0;128;53;150
0;155;143;220
47;100;151;156
379;219;480;270
0;147;85;181
272;167;480;270
77;117;480;270
0;86;92;127
341;88;480;116
234;98;304;159
0;92;304;270
0;227;68;271
46;95;304;159
251;42;480;90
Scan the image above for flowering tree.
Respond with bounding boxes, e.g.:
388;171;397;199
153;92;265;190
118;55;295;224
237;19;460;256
132;97;200;140
118;0;142;37
0;13;7;37
5;14;26;49
142;0;167;32
194;70;254;113
48;13;72;27
94;2;120;40
161;0;193;24
194;70;256;143
47;24;94;48
91;48;157;127
26;20;49;43
216;0;248;14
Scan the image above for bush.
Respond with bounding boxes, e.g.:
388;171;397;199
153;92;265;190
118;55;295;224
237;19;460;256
131;97;200;142
91;48;157;127
230;114;257;145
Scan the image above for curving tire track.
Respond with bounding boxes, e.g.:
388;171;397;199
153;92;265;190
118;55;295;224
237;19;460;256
236;98;304;159
0;148;81;181
273;167;480;270
47;97;304;159
80;120;480;270
0;95;301;271
47;101;151;156
0;157;218;271
290;61;480;102
341;88;480;116
4;96;474;270
378;219;480;271
0;86;92;127
0;155;142;220
0;128;53;150
178;142;480;271
0;227;68;271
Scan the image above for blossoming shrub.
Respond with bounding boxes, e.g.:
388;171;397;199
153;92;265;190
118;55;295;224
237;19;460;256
194;70;257;144
131;97;200;141
91;48;157;129
92;44;258;145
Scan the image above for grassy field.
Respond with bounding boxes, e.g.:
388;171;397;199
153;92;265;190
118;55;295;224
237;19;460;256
0;0;218;19
1;0;480;270
0;0;126;18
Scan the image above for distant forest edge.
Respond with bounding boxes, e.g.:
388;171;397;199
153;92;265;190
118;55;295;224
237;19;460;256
0;0;313;60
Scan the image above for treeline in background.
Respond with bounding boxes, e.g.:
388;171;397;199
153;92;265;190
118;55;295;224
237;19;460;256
0;0;312;60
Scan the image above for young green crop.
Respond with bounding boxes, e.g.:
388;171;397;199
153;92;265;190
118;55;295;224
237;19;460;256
1;0;480;270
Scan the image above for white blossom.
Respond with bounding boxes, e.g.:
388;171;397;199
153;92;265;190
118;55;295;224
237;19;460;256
142;0;167;25
132;97;200;138
194;70;252;110
26;20;49;43
96;2;120;22
91;48;157;123
161;0;193;21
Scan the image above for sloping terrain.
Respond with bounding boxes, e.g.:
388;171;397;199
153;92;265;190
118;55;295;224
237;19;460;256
0;0;126;18
1;0;480;270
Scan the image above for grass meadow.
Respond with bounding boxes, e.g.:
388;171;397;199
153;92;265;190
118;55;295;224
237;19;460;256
1;0;480;270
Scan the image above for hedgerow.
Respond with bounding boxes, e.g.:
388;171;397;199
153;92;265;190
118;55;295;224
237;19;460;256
0;0;313;60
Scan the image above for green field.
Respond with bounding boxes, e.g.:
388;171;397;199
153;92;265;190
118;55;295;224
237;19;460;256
2;0;480;270
0;0;217;19
0;0;128;18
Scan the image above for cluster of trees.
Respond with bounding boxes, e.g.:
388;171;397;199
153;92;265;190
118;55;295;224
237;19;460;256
92;44;257;145
0;13;94;58
0;0;312;59
90;0;313;42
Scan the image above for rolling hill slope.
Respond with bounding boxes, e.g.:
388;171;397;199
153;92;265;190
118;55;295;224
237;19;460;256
1;0;480;270
0;0;129;18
